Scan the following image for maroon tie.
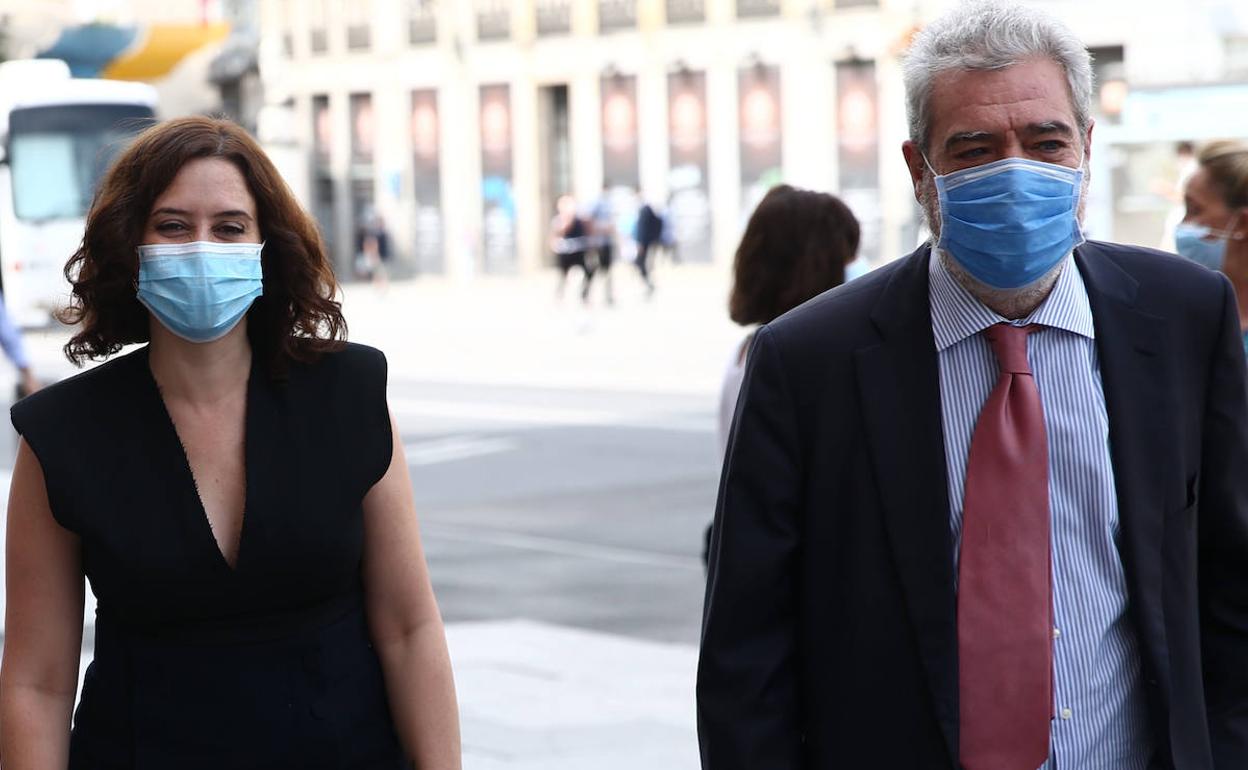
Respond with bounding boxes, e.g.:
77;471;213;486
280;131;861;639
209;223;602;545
958;323;1053;770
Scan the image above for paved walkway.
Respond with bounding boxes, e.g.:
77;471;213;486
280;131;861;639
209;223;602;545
451;620;699;769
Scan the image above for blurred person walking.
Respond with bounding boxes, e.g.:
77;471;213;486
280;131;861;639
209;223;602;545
704;184;859;563
1174;140;1248;353
632;193;664;298
589;187;617;306
0;292;40;399
698;3;1248;769
550;194;594;304
354;207;392;288
0;117;461;769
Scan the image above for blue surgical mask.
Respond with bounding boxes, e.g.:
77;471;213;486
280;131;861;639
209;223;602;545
136;241;264;343
929;157;1085;289
1174;222;1230;271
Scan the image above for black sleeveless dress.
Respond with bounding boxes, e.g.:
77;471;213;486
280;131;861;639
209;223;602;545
10;343;408;769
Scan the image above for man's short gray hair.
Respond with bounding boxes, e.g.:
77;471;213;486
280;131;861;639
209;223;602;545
903;0;1094;151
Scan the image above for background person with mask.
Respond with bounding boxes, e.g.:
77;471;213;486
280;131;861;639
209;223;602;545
1176;140;1248;353
698;2;1248;769
0;117;461;768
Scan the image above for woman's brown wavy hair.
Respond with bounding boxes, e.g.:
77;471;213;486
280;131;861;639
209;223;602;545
60;115;346;376
729;184;860;326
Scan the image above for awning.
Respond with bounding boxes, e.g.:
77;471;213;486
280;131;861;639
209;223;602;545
37;22;230;81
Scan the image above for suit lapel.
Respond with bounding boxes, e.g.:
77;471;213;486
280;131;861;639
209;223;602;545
855;246;959;764
1075;244;1174;691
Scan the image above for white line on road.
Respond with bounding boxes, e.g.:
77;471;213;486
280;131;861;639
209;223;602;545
403;435;519;466
421;521;703;572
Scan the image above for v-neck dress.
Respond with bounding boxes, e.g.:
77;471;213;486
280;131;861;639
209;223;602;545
11;342;405;769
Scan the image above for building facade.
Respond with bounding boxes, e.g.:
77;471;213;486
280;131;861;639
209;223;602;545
257;0;1248;279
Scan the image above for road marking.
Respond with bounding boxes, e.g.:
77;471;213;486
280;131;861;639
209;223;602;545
391;397;712;433
403;435;518;466
421;521;703;572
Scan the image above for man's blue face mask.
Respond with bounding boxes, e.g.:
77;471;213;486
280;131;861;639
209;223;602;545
926;156;1086;289
136;241;264;343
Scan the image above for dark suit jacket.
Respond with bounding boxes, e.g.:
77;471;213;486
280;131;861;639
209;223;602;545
697;242;1248;769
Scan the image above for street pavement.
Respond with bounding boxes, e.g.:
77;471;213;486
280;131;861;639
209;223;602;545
0;261;740;768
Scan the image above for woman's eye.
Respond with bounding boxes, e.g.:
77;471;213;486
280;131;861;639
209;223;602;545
155;221;186;232
218;224;246;236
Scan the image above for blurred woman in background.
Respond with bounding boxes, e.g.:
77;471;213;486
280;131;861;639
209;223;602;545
719;185;861;456
706;184;860;563
1177;140;1248;353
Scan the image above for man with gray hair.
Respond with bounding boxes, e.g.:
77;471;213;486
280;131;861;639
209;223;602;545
697;2;1248;768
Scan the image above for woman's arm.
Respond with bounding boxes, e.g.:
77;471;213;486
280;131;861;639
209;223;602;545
363;410;461;769
0;439;85;769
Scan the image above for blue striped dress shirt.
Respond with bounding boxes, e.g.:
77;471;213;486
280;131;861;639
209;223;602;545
928;251;1153;769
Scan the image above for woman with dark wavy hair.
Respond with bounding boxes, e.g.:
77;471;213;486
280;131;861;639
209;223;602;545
719;184;860;457
0;116;461;768
704;184;859;564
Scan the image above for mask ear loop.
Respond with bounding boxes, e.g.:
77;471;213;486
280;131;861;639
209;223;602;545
1228;209;1247;241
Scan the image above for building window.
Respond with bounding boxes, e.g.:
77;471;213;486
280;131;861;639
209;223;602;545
666;0;704;23
736;0;780;18
408;0;437;44
599;0;636;32
536;0;572;36
1089;45;1126;125
309;0;329;53
350;93;375;165
312;94;332;168
346;0;372;51
476;0;511;41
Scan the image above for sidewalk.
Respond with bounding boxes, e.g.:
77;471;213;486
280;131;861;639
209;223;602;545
451;620;699;770
340;263;742;396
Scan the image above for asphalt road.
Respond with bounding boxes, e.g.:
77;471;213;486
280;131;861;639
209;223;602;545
396;378;717;645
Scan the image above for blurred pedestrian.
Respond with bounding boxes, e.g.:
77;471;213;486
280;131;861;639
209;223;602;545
589;186;617;306
632;192;664;297
704;184;859;563
550;194;594;304
0;292;40;399
354;207;392;288
1174;140;1248;352
0;117;461;768
699;3;1248;769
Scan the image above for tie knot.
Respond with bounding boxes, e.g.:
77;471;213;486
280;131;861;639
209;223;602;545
984;323;1036;375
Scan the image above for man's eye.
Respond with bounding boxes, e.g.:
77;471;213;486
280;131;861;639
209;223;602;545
957;148;988;159
1037;141;1065;152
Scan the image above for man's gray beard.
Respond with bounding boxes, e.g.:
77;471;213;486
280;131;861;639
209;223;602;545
918;170;1088;320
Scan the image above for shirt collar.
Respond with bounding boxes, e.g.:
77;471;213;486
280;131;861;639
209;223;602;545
928;249;1096;352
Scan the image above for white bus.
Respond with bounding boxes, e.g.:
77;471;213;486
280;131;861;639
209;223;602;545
0;60;157;327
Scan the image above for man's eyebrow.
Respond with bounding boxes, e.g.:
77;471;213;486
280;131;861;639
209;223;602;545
1023;121;1075;137
944;131;995;151
150;207;254;220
